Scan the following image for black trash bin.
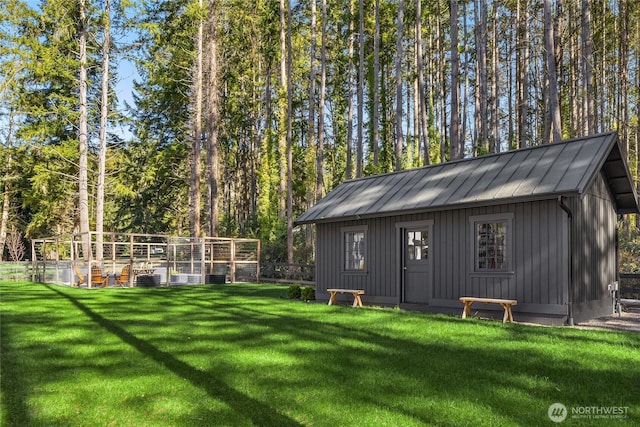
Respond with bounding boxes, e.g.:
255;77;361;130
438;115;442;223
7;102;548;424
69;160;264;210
206;274;226;284
137;275;161;287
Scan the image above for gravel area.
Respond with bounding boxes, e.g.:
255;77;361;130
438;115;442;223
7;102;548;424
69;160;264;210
575;302;640;333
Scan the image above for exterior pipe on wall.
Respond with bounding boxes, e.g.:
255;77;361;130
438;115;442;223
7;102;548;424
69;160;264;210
558;196;574;326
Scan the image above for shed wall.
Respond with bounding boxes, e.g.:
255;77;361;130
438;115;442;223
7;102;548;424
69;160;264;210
316;199;569;316
570;171;617;322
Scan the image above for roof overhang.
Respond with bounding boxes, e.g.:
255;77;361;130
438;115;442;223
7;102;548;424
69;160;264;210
596;137;640;214
295;132;640;225
295;193;578;225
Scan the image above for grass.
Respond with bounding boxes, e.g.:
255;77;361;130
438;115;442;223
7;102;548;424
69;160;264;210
1;281;639;427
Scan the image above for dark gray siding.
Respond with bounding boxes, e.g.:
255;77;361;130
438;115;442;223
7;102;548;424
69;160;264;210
316;199;569;315
571;171;617;322
316;218;397;305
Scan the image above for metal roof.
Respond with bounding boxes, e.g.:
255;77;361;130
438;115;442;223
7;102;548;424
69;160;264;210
295;132;640;225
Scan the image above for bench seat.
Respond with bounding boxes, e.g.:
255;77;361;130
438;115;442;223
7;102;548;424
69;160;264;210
327;288;365;308
459;297;518;323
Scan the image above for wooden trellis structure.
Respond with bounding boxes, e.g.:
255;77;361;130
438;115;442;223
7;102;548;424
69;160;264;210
31;232;260;288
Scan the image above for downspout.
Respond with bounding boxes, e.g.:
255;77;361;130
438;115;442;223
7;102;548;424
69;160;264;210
558;196;574;326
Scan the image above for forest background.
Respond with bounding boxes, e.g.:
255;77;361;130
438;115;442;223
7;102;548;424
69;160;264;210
1;0;639;271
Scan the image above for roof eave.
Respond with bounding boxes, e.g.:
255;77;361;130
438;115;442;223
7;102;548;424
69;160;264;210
295;193;578;225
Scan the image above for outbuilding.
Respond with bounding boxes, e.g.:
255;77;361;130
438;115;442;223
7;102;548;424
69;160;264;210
295;132;639;324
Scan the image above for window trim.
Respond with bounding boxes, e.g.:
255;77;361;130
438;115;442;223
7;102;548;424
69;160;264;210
341;225;368;273
469;213;514;274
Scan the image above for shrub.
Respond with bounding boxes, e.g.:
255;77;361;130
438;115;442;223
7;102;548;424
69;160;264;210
287;284;301;299
301;286;316;301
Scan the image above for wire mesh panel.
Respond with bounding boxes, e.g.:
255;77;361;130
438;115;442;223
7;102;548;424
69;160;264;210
31;233;260;286
235;240;259;261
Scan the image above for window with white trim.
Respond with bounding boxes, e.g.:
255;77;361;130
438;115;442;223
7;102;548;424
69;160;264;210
342;226;367;271
470;214;513;272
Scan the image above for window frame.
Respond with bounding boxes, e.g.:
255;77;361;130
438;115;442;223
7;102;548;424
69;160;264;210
469;213;514;274
341;225;368;273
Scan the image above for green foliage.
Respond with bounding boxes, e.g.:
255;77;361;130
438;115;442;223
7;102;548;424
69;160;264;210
301;286;315;301
259;218;287;263
111;139;189;234
287;283;301;299
2;0;640;268
619;224;640;273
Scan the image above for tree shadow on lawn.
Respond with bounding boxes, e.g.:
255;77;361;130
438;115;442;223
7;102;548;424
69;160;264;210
3;283;639;426
111;285;640;426
41;285;303;427
214;306;640;425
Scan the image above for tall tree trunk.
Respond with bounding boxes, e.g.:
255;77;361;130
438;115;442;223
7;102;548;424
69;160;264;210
189;0;204;238
372;0;380;168
346;0;355;179
394;0;404;171
356;0;364;176
436;3;446;162
475;0;488;153
543;0;562;143
78;0;90;260
490;2;499;153
279;0;288;213
0;112;14;261
450;0;461;160
461;2;470;153
205;0;220;237
581;0;595;135
415;0;429;164
286;0;294;264
618;0;630;145
516;0;530;148
599;0;606;132
96;0;110;261
307;0;317;198
316;0;326;201
507;9;514;150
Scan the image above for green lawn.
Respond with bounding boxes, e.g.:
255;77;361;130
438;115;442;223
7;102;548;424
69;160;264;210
1;282;638;426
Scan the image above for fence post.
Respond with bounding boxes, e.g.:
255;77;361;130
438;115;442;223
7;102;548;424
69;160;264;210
54;237;60;284
129;234;134;287
230;239;236;283
31;240;37;281
256;240;261;283
200;238;206;284
165;237;171;286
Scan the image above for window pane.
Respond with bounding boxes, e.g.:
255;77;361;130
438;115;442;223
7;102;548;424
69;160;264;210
344;231;365;270
476;221;507;270
407;230;429;260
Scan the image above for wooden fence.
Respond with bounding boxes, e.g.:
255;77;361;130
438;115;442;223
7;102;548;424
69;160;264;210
620;273;640;298
0;262;32;281
30;232;260;287
260;263;315;285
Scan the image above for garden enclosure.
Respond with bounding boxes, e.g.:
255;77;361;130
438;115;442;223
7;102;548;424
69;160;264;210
31;233;260;287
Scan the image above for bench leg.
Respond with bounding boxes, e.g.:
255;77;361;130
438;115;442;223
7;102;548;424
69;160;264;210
328;292;337;306
461;302;473;319
352;294;363;308
500;303;514;323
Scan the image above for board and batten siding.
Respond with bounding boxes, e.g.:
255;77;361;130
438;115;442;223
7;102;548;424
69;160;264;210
570;171;617;322
315;199;569;314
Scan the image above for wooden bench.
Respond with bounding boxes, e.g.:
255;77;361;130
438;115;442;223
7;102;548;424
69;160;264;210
459;297;518;323
327;288;365;308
